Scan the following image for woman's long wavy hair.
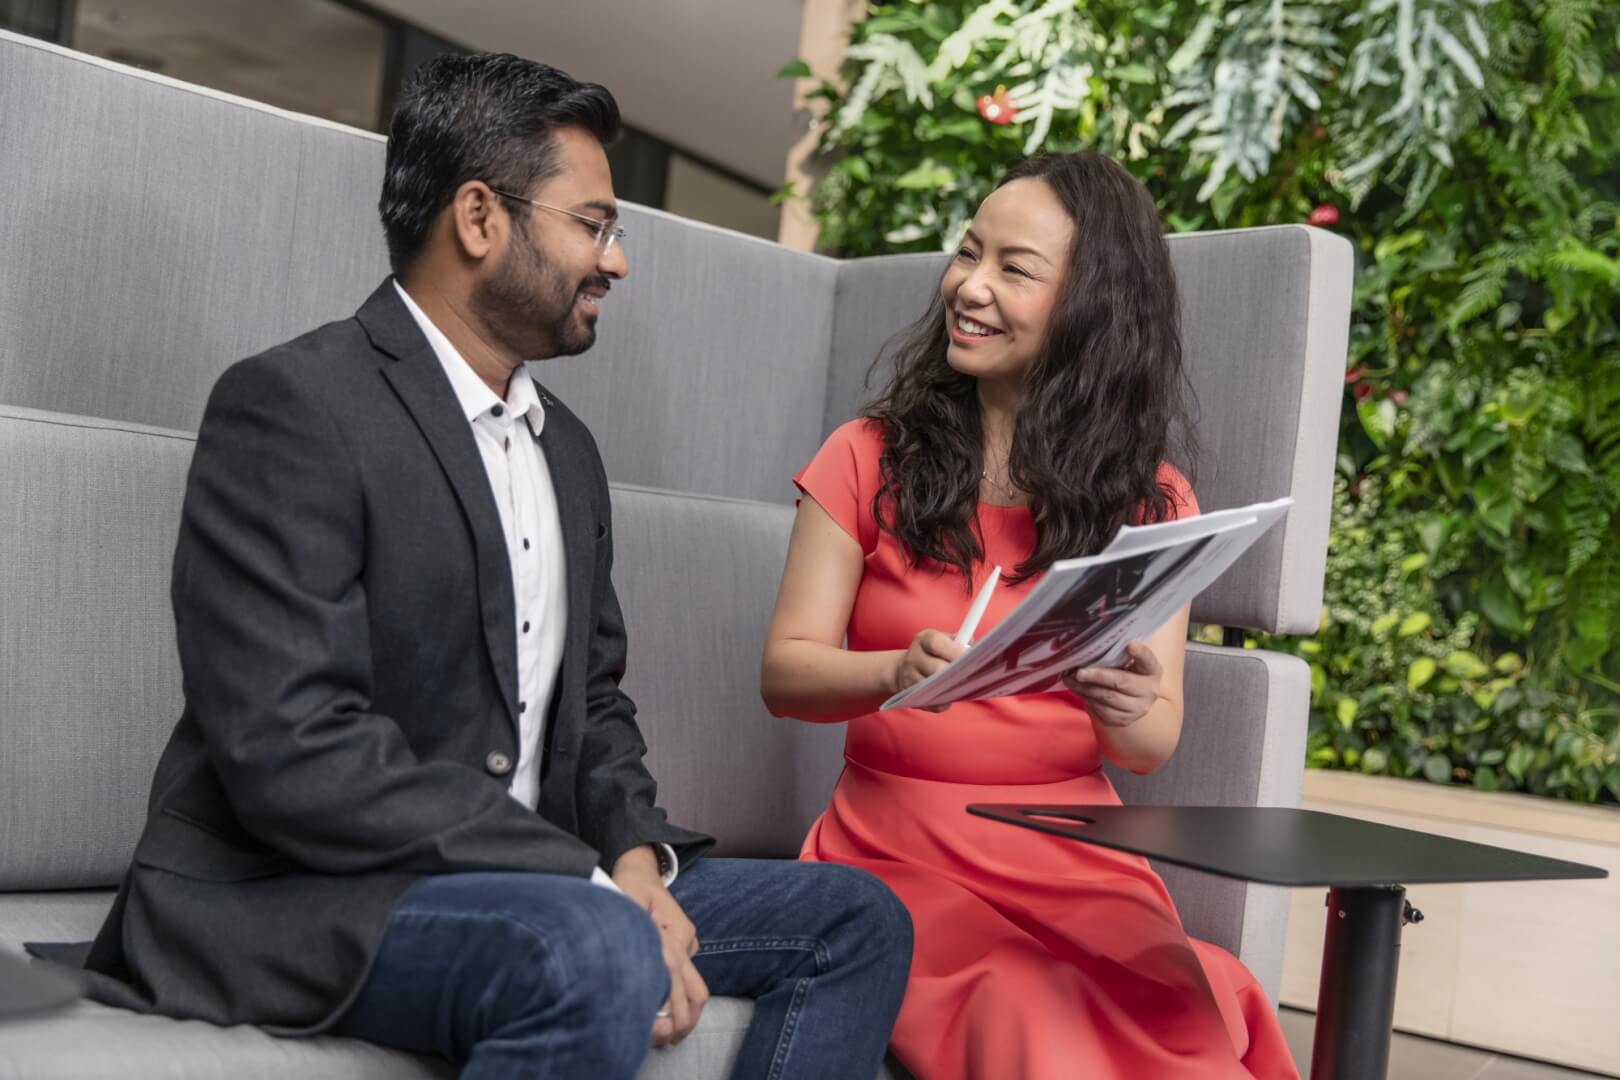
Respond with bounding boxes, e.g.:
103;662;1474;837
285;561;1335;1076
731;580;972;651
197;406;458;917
864;151;1197;588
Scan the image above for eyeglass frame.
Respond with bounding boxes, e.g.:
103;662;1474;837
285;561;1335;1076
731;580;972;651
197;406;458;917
488;186;626;254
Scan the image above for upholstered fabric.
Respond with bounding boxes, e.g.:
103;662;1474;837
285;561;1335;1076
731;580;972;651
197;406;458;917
538;208;839;506
0;896;886;1079
0;407;843;889
0;408;191;890
0;37;384;433
608;485;849;857
0;31;837;506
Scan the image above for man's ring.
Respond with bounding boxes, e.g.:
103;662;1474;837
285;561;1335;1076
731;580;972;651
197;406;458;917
655;1009;671;1019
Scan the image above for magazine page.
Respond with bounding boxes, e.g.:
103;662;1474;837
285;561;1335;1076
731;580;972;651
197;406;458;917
881;497;1292;710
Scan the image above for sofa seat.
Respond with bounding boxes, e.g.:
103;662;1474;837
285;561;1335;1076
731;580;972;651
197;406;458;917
0;893;855;1080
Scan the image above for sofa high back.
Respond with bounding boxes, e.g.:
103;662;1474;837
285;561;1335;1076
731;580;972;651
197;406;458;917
0;27;1352;1077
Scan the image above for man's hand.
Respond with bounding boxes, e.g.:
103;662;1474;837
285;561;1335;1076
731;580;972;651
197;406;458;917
611;845;708;1047
1062;640;1164;728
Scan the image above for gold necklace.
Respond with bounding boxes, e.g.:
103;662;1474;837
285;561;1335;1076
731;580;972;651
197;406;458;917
982;466;1016;501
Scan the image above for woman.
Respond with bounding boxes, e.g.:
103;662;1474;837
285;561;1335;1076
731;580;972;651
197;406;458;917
760;152;1298;1079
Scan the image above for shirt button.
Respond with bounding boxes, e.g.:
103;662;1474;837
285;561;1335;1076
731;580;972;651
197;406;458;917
491;404;505;418
522;621;530;633
485;751;513;776
522;538;530;550
519;700;527;713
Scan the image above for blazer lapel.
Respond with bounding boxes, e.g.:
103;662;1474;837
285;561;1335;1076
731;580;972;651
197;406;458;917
532;380;597;705
357;281;520;729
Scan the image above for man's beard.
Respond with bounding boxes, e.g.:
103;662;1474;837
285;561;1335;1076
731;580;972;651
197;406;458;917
470;223;608;361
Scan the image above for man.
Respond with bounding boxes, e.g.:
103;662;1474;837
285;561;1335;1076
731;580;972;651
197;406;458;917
79;53;911;1079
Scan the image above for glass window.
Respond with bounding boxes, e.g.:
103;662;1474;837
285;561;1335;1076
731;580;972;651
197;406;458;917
72;0;387;131
664;154;780;241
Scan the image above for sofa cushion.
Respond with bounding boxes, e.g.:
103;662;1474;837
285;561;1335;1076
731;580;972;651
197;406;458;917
0;408;192;890
0;407;844;891
0;893;899;1080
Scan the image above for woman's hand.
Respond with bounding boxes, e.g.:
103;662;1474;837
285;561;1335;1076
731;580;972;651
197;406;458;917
1062;640;1163;728
892;630;966;711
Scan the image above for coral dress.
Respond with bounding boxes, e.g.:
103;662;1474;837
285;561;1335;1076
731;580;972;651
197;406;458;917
795;420;1298;1080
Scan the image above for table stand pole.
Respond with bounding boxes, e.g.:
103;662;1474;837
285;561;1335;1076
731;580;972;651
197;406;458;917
1310;885;1406;1080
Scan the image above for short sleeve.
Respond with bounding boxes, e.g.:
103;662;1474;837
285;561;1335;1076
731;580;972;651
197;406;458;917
793;419;884;555
1157;462;1200;521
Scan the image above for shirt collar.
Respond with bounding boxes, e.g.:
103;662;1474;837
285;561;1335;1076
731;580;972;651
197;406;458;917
393;279;546;439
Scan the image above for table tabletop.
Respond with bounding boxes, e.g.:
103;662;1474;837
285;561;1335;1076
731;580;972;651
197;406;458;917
966;804;1609;887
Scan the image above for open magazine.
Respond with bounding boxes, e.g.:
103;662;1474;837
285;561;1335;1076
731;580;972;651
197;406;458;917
880;497;1294;710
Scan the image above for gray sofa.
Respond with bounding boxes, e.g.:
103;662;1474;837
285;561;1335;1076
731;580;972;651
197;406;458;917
0;27;1353;1080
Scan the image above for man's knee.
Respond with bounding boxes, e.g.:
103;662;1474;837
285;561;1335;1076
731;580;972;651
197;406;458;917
486;881;668;1026
805;863;914;959
548;886;669;1012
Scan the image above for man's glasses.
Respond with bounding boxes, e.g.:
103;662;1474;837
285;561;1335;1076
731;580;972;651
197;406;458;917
489;187;625;255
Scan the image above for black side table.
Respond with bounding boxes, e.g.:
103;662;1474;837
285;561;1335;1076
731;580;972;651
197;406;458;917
967;803;1607;1080
0;946;83;1021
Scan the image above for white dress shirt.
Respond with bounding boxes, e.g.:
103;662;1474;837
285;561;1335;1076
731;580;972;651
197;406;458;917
394;282;674;889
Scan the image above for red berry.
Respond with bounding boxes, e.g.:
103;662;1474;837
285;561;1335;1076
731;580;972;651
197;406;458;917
1309;203;1340;227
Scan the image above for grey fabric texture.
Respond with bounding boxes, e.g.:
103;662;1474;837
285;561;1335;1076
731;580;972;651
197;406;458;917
0;31;838;506
1170;226;1352;634
0;408;192;890
824;227;1353;635
823;253;946;434
607;485;848;856
1107;643;1310;1004
539;207;840;505
0;895;893;1080
0;33;386;434
0;408;841;887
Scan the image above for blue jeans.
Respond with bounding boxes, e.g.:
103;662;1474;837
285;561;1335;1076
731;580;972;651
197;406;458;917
330;858;913;1079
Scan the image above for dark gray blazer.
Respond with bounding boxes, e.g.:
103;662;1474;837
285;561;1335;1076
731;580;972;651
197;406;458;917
79;281;713;1032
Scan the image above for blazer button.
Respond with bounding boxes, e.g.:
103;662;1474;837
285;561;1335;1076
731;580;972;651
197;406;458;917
485;751;513;776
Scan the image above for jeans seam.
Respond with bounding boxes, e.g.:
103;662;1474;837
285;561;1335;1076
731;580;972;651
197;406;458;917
693;937;832;974
693;937;827;1080
768;976;812;1080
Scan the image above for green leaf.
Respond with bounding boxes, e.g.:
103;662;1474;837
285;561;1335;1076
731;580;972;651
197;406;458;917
1544;432;1590;474
1400;553;1429;574
894;160;956;190
1464;429;1508;467
1477;497;1516;537
1372;612;1402;637
1423;754;1454;784
1474;765;1500;792
1358;398;1398;448
1483;573;1529;634
1443;651;1492;679
1375;230;1426;260
1506;744;1536;782
1336;698;1358;731
1398;612;1432;636
775;59;812;80
1361;747;1389;774
1408;657;1437;689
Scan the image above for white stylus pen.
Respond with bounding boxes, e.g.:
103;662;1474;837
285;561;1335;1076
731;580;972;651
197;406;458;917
953;565;1002;647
